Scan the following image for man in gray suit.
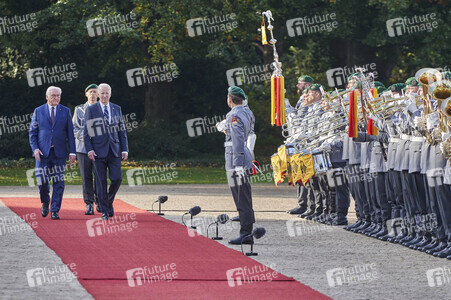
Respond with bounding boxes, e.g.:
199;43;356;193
73;84;99;215
224;86;256;245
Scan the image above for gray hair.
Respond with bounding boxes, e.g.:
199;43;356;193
46;86;62;96
98;83;112;92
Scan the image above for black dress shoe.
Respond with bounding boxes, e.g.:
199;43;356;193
410;236;431;250
228;234;253;245
85;204;94;215
299;210;314;219
95;203;101;213
426;241;448;254
447;254;451;260
231;216;240;222
331;218;348;226
372;228;388;238
403;234;422;246
351;221;370;233
101;213;109;220
433;245;451;258
109;207;114;217
388;231;408;243
418;239;439;252
41;202;50;218
287;206;307;215
344;219;362;231
51;212;60;220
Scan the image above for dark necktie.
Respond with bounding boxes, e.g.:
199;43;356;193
103;106;109;126
51;107;55;124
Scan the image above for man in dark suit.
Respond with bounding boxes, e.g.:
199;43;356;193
73;84;99;215
29;86;76;220
83;83;129;220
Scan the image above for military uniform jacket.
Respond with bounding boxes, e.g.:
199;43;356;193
353;132;389;173
73;101;91;154
224;105;254;171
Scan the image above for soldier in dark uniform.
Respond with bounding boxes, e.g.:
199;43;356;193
224;86;256;245
73;84;100;215
287;75;315;215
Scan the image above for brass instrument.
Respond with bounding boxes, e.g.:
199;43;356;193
429;80;451;133
415;68;443;144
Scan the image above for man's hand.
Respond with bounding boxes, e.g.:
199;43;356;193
69;154;76;165
34;149;43;162
122;152;128;161
88;150;97;161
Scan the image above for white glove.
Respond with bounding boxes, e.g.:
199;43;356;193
427;112;440;130
215;119;227;134
234;166;245;177
413;116;421;128
406;94;418;113
321;142;331;151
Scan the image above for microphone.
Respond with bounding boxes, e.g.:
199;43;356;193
250;227;266;239
208;214;230;240
189;206;201;216
151;195;168;215
241;227;266;256
216;214;229;224
182;206;202;229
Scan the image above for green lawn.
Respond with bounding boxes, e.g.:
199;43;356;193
0;166;276;186
0;166;231;186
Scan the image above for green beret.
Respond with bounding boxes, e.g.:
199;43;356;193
308;83;323;92
297;75;314;83
388;83;406;92
405;77;419;86
228;86;248;100
373;81;385;89
347;73;359;82
376;86;385;94
85;84;98;93
442;71;451;80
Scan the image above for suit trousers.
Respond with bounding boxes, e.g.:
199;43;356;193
36;148;66;212
297;184;308;210
77;153;97;205
425;175;446;239
92;148;122;215
228;170;255;235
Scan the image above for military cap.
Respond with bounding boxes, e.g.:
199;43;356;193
405;77;420;86
228;86;248;100
387;83;406;93
85;84;98;93
373;81;386;89
347;73;359;82
308;83;323;92
442;71;451;80
298;75;314;83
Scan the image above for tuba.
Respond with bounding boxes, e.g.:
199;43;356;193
415;68;442;144
429;80;451;133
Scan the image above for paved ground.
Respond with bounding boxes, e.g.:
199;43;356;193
1;185;450;299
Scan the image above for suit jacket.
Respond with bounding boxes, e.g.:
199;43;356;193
73;101;92;153
29;104;76;158
83;102;129;158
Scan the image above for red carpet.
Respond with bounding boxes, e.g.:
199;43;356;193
1;197;330;299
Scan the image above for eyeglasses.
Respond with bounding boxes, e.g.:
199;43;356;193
49;94;61;98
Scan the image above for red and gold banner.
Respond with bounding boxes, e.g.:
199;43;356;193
348;90;358;138
367;88;378;135
271;75;285;126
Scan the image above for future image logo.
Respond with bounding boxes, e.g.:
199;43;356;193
186;14;238;37
386;14;438;37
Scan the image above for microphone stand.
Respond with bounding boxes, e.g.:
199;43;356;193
241;234;257;256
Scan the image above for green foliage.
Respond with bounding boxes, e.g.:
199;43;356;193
0;0;449;160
